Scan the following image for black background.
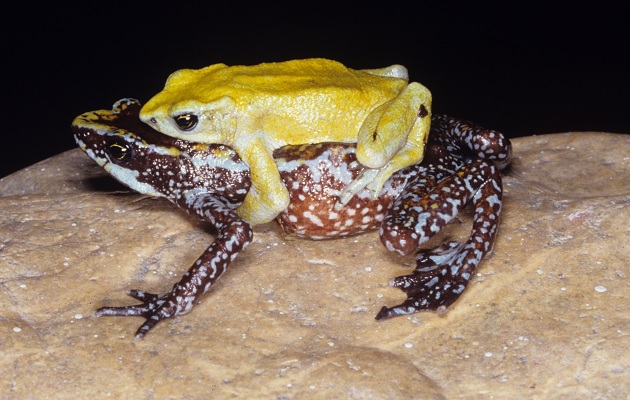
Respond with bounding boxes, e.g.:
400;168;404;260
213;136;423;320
2;3;628;178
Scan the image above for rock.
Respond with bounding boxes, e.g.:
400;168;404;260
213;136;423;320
0;132;628;398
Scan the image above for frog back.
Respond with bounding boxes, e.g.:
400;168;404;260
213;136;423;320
166;58;406;100
144;59;408;143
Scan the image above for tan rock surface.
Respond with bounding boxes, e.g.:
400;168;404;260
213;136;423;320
1;132;628;399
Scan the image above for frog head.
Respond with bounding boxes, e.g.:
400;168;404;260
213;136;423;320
139;65;238;143
73;98;250;206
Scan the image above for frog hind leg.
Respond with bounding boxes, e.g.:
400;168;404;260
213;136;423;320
337;83;431;207
376;158;503;319
234;138;291;225
94;194;253;339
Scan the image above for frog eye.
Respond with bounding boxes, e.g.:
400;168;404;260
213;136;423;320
107;141;133;163
173;114;198;131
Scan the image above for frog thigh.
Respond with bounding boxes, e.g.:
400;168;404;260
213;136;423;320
234;139;290;225
366;105;431;194
337;91;431;207
357;82;431;170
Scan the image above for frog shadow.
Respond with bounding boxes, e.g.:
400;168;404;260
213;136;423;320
84;174;221;236
84;175;131;193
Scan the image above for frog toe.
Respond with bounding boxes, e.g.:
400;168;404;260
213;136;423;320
335;169;379;209
95;290;165;317
335;165;395;210
126;289;160;303
94;290;179;338
133;317;163;340
375;299;448;320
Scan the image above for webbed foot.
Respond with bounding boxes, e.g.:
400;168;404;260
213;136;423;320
375;240;473;320
95;289;192;339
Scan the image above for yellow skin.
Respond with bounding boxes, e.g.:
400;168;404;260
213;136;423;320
140;58;432;225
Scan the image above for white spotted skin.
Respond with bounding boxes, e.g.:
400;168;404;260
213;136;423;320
72;99;512;337
373;115;511;319
275;145;409;239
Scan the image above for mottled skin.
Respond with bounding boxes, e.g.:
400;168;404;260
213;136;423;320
139;59;432;225
72;98;511;338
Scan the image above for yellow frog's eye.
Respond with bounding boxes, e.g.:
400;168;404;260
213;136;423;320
173;114;199;131
107;141;133;163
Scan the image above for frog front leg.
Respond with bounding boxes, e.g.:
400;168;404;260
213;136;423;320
376;158;503;319
95;194;253;339
233;137;290;225
338;83;432;206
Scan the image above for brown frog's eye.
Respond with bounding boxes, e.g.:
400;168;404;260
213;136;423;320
174;114;198;131
107;141;133;164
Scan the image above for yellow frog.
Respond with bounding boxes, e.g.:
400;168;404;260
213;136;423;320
140;58;432;224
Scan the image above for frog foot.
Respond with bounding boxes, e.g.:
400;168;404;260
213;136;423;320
335;169;380;209
375;240;473;320
95;289;193;339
